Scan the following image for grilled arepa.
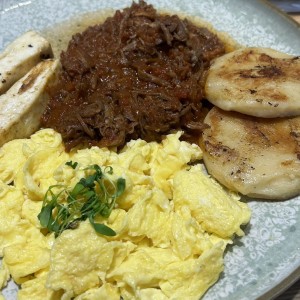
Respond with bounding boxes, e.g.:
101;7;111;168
205;47;300;118
200;107;300;200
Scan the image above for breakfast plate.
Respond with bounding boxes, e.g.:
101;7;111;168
1;0;300;299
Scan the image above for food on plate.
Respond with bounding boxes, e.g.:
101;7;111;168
205;47;300;118
5;0;300;298
0;59;59;147
202;46;300;199
0;129;250;299
200;107;300;199
38;163;126;238
41;0;226;151
0;31;53;95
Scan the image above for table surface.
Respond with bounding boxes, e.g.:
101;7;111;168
275;11;300;300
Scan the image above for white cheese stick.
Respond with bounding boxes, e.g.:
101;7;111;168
0;31;53;95
0;59;59;147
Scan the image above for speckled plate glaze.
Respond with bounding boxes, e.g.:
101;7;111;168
0;1;300;299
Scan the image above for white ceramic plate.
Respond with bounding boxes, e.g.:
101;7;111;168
1;1;300;299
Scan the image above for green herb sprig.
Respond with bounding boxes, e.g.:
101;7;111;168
38;161;126;237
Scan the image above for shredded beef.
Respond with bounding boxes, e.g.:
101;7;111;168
41;0;225;151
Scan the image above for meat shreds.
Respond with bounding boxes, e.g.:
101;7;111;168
41;1;225;150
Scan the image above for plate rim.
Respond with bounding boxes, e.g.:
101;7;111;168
252;3;300;299
259;0;300;29
257;265;300;299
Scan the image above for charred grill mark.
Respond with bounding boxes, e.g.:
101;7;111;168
290;128;300;160
204;140;238;161
258;53;273;63
290;131;300;138
18;60;53;94
242;121;272;147
281;160;294;166
239;65;283;79
257;65;282;77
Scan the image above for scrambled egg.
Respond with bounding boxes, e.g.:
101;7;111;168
0;129;251;300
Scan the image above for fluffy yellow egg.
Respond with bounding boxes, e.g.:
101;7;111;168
0;129;251;299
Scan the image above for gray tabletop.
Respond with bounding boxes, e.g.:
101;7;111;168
277;278;300;299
